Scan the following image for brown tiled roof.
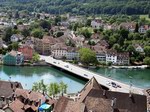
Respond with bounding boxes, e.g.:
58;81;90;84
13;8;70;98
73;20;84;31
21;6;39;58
51;43;68;50
53;96;69;112
54;96;85;112
78;77;103;102
92;44;107;54
0;80;22;98
15;88;46;102
3;99;24;112
84;96;112;112
78;77;147;112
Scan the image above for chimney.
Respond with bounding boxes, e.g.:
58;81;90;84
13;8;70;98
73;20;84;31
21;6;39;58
111;98;117;109
103;90;106;96
28;90;32;94
10;83;13;89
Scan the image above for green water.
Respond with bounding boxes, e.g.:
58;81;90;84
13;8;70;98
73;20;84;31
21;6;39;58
0;66;86;93
91;68;150;89
0;66;150;93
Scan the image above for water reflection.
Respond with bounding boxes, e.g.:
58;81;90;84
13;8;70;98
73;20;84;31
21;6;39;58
0;65;85;93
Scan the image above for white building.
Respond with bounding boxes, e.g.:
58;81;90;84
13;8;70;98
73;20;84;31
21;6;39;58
51;43;79;60
106;50;129;65
138;25;150;33
51;43;68;59
134;44;144;53
91;19;103;29
106;53;117;64
66;48;79;60
11;34;24;42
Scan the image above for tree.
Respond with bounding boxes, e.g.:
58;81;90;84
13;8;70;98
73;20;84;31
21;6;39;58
86;19;91;27
55;31;64;37
119;29;129;39
79;28;92;39
21;29;30;37
32;79;47;93
32;52;40;62
31;28;43;39
39;20;51;29
48;82;60;96
12;42;19;50
54;16;61;25
113;44;121;52
146;30;150;38
144;46;150;56
3;27;13;42
134;23;139;33
59;81;67;95
143;57;150;65
79;48;97;66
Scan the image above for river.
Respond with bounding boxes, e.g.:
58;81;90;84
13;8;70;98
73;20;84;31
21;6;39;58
0;65;150;93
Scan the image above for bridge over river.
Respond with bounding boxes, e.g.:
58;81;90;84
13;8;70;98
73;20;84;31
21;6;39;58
40;55;144;95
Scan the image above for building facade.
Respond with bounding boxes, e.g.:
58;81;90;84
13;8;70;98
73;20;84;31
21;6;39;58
3;50;24;65
18;45;33;60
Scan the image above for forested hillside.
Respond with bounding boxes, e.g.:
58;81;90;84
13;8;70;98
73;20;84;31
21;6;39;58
0;0;150;15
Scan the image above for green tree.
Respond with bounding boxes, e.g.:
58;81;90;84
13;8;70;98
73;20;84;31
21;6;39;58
39;20;51;29
59;81;67;95
134;23;139;33
54;16;61;25
32;52;40;62
146;30;150;38
144;46;150;56
86;19;91;27
21;29;30;37
143;57;150;65
79;28;92;39
113;44;121;52
31;28;43;39
3;27;13;42
32;79;47;93
48;82;60;96
79;48;97;66
12;42;19;50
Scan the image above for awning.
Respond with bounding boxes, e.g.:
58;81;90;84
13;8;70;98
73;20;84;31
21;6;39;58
38;103;51;111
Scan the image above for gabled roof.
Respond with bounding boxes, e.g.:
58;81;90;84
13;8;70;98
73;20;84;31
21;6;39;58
0;80;22;98
15;88;46;102
3;99;24;112
78;77;103;102
54;96;85;112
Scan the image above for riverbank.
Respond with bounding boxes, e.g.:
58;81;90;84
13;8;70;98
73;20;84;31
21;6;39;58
109;65;149;69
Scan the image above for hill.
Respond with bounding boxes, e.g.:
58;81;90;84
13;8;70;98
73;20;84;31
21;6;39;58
0;0;150;15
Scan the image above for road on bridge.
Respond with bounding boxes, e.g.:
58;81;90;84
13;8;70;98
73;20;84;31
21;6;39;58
40;55;144;95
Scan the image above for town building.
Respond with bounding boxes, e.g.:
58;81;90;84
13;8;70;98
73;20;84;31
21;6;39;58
18;44;33;60
3;88;54;112
133;44;144;53
92;44;106;62
34;36;57;55
106;50;129;65
53;77;147;112
3;50;24;65
138;25;150;33
66;47;79;60
119;22;136;32
10;34;24;42
91;19;104;29
51;43;68;59
0;80;22;109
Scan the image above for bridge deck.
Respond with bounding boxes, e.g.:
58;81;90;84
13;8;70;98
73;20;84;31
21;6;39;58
40;55;144;95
